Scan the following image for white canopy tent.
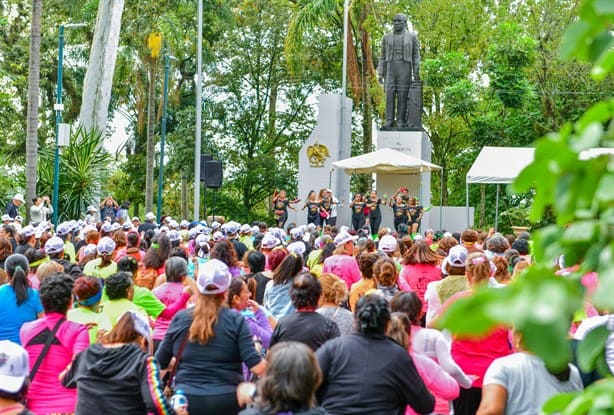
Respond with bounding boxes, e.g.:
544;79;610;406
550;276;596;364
465;146;614;229
332;148;443;227
465;146;535;229
331;147;441;174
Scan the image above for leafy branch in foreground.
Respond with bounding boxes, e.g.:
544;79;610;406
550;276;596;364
438;0;613;412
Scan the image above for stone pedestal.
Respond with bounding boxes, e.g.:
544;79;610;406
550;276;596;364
376;129;433;232
288;94;352;228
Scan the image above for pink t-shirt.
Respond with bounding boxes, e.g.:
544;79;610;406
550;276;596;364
322;254;361;289
20;312;89;414
443;291;512;387
400;263;442;313
406;352;460;415
152;282;186;340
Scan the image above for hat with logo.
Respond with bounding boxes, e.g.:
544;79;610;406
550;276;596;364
378;234;398;253
56;222;71;236
334;230;358;247
14;215;23;223
83;243;97;257
20;225;35;238
45;236;65;254
168;230;181;242
212;231;225;242
261;233;280;249
287;241;306;257
196;234;210;247
197;259;232;295
225;221;240;235
97;237;116;255
111;222;122;232
100;222;113;233
0;340;29;393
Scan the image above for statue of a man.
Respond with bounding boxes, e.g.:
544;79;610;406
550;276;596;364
378;14;420;128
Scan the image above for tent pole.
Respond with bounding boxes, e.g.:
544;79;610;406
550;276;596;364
439;170;443;230
495;184;500;232
466;181;470;228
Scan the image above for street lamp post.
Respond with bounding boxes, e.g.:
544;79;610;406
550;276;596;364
157;54;176;224
53;23;86;226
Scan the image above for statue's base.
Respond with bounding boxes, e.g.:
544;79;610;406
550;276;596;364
379;126;423;132
376;129;432;231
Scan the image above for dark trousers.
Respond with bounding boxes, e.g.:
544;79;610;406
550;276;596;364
352;214;365;231
385;61;412;126
184;392;240;415
370;215;382;236
393;216;408;232
453;387;482;415
307;214;320;227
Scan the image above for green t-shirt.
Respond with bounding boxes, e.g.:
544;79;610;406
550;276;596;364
67;307;112;344
83;258;118;279
64;241;77;264
101;298;147;326
101;285;165;319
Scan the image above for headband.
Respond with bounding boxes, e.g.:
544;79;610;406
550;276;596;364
78;290;103;307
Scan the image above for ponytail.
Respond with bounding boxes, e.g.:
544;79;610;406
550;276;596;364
5;254;30;305
355;294;390;335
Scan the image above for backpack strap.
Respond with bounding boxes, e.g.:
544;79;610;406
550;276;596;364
29;318;66;381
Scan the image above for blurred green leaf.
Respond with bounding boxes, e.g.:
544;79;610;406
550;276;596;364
577;325;609;372
543;392;577;413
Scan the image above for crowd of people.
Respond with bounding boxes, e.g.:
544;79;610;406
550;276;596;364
0;192;599;415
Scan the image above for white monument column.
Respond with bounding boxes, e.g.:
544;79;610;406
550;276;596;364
287;94;352;228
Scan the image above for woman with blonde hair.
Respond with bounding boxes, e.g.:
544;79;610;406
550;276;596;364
317;273;354;335
156;259;266;415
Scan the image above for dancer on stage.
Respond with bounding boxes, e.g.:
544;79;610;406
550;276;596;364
349;193;366;231
366;190;386;236
389;194;409;232
408;197;424;234
272;189;298;228
302;190;321;227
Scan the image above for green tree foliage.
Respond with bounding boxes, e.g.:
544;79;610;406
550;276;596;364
203;0;316;222
438;0;614;411
38;127;112;222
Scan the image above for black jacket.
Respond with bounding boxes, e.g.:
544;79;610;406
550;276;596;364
63;343;175;415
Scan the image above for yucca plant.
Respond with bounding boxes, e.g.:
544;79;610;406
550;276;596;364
38;126;113;222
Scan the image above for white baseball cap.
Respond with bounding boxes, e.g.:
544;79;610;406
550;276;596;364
97;237;116;255
378;234;398;253
0;340;29;393
13;194;25;204
44;236;65;254
197;259;232;295
334;230;358;246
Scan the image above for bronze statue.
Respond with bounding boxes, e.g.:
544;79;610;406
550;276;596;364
378;14;421;129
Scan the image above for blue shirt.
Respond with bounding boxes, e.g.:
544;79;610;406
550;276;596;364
0;284;43;343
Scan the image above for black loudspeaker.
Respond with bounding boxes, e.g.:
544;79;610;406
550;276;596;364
204;160;223;188
200;154;212;181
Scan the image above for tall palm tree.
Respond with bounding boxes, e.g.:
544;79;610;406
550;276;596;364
25;0;42;222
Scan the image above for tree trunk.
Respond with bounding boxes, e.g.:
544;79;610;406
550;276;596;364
145;62;157;213
25;0;42;223
181;175;188;220
79;0;125;133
